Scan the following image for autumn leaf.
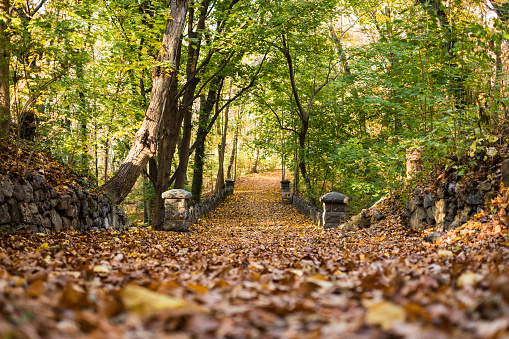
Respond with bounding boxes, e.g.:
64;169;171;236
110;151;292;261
120;284;207;319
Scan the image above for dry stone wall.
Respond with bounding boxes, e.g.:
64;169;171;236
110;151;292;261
0;174;129;233
402;177;497;231
292;194;323;226
189;186;233;224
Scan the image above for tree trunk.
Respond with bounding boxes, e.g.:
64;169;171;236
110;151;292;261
226;117;238;179
191;78;222;203
102;0;188;204
152;62;184;230
251;149;260;173
0;0;10;138
214;102;229;193
172;0;209;189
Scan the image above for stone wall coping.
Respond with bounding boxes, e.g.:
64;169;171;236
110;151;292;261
320;192;349;204
162;189;192;200
280;180;290;184
225;178;235;183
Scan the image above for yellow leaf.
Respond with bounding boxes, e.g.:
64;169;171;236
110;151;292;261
438;250;453;258
120;284;206;319
457;271;482;288
93;265;111;274
39;243;49;250
364;300;406;330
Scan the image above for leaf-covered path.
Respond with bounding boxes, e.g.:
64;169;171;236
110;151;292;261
2;171;509;338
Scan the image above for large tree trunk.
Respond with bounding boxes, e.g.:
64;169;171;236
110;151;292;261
0;0;10;138
102;0;188;204
152;63;184;230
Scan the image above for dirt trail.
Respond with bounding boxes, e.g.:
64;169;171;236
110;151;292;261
1;171;509;338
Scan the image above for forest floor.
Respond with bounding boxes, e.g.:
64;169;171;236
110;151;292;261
2;171;509;338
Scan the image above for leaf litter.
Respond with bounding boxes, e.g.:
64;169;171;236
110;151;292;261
1;171;509;338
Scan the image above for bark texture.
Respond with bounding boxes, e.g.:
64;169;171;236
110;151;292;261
152;69;184;230
0;0;10;138
102;0;188;204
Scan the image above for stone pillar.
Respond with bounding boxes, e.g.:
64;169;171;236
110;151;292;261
161;189;192;232
320;192;349;229
225;178;235;191
280;180;291;203
406;147;423;182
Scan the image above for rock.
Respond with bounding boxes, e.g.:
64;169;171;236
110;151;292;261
410;206;427;230
50;209;63;231
34;189;46;202
90;198;99;212
459;206;472;223
33;214;43;226
319;192;349;204
351;214;370;229
502;159;509;187
426;206;436;225
61;217;71;229
423;232;442;243
91;227;99;231
104;217;110;229
371;208;385;223
28;203;38;215
479;181;492;193
42;217;51;228
466;192;482;205
7;199;20;224
344;221;357;231
406;200;417;213
48;187;58;199
50;199;58;208
18;203;33;224
75;189;84;200
100;205;109;218
445;203;457;222
81;200;89;217
0;180;13;199
13;182;33;203
447;182;456;196
32;175;46;189
434;199;447;225
414;189;424;205
116;206;125;217
424;193;435;208
0;204;11;224
444;220;461;231
65;205;78;218
57;195;71;211
162;189;193;200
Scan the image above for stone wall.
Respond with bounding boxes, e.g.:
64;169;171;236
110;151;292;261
0;174;129;233
402;178;496;231
188;186;234;224
292;194;323;226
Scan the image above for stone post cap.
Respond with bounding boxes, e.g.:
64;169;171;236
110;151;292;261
225;178;235;183
320;192;349;204
161;189;192;199
280;180;290;184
